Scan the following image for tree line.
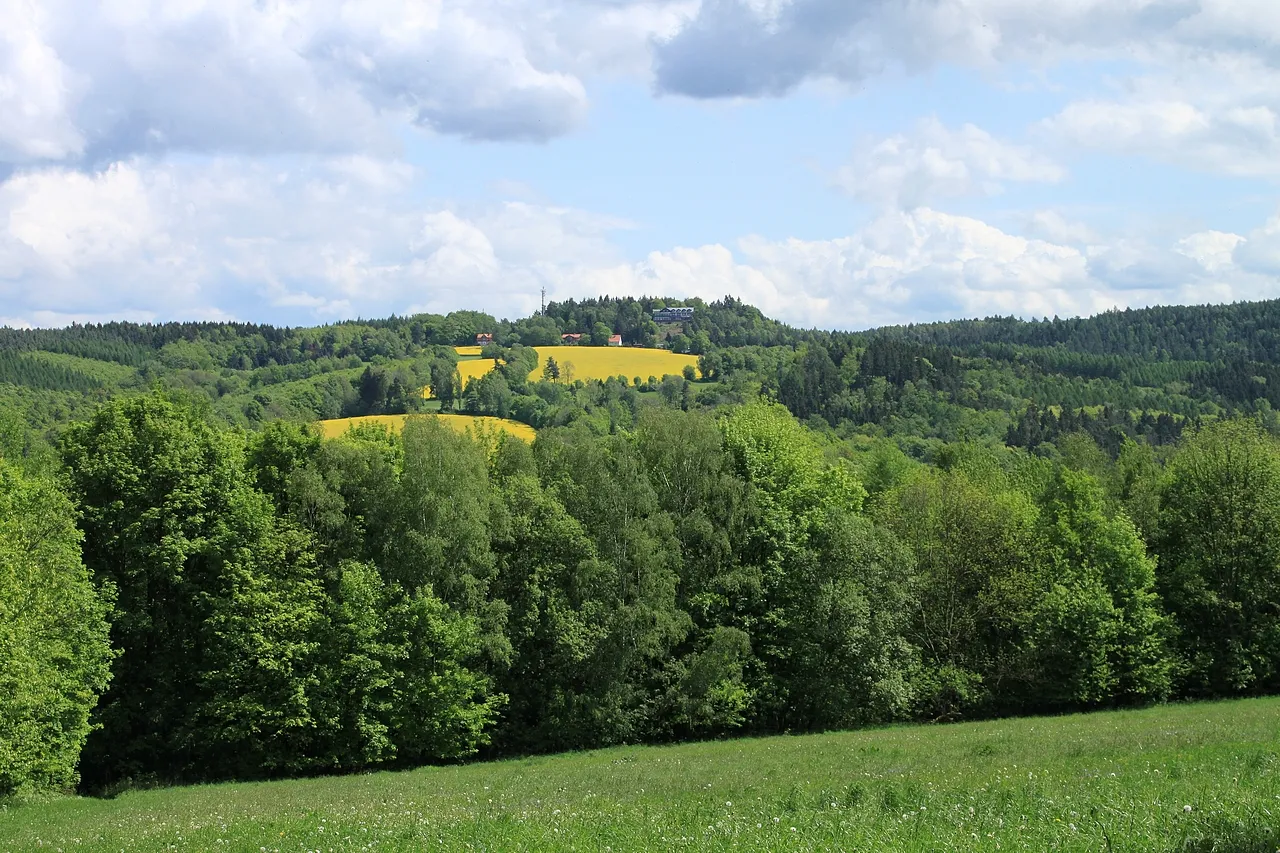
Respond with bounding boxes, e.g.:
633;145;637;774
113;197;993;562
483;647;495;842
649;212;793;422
5;391;1280;797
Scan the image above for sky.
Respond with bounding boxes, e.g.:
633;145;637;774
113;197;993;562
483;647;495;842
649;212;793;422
1;0;1278;331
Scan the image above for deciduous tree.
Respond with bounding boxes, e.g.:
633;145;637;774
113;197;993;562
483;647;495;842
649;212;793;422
0;461;113;796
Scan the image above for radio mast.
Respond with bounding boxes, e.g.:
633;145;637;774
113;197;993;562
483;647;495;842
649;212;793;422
541;286;546;315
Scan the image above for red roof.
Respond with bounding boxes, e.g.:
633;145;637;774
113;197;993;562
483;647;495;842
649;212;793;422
561;333;582;341
608;334;622;344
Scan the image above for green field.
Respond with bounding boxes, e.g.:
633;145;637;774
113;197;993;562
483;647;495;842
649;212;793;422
3;698;1277;852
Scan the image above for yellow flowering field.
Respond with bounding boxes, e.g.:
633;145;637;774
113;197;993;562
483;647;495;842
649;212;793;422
452;345;700;387
315;413;536;442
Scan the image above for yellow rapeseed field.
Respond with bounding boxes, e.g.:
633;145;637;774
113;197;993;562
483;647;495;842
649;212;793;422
451;345;700;388
454;346;484;357
315;413;536;442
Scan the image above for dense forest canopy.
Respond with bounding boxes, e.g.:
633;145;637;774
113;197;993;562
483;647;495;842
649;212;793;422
6;294;1280;797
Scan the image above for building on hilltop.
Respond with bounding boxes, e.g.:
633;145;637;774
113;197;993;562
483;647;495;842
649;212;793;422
475;333;494;345
652;306;694;324
607;334;623;347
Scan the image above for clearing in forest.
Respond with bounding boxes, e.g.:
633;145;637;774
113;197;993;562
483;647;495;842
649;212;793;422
3;697;1276;852
453;345;700;388
315;413;536;442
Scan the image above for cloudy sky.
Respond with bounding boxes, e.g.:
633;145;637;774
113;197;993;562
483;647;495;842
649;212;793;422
2;0;1278;330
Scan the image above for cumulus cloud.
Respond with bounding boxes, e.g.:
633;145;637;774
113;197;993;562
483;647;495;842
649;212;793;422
0;0;84;161
650;0;997;97
649;0;1280;181
0;0;702;165
3;155;1276;330
1021;211;1101;247
1177;230;1245;274
835;118;1065;209
725;209;1102;326
559;208;1277;329
0;156;630;325
555;242;829;327
1043;55;1280;178
652;0;1280;99
1232;212;1280;276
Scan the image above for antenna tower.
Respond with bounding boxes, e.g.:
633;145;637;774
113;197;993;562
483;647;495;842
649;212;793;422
541;287;547;315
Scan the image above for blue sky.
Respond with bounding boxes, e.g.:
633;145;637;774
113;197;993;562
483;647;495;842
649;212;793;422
1;0;1278;330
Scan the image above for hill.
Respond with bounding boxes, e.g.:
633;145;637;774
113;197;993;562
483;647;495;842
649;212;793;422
5;295;1280;448
2;696;1275;852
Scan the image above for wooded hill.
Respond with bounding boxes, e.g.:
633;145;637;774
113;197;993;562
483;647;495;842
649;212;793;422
3;295;1280;448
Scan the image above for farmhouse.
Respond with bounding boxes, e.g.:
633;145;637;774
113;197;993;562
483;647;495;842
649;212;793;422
652;306;695;324
561;333;582;344
607;334;623;347
475;333;494;345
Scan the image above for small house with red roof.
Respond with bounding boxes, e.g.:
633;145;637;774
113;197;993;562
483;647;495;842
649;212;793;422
475;333;494;345
607;334;623;347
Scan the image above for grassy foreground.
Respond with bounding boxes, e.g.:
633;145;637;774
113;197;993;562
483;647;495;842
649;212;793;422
3;699;1277;852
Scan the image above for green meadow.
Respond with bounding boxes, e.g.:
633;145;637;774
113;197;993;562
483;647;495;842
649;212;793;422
3;697;1277;853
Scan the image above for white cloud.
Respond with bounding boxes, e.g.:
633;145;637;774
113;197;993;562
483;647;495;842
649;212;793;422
0;0;702;166
835;118;1065;209
3;153;1277;332
1177;230;1245;274
647;0;1280;217
1041;53;1280;178
0;156;631;326
556;242;827;327
558;208;1277;329
732;209;1101;325
4;164;158;275
0;0;84;161
534;0;697;77
1021;211;1100;246
0;309;177;328
652;0;1280;98
1233;212;1280;276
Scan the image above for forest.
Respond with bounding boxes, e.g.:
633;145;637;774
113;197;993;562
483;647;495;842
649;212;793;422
4;295;1280;798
